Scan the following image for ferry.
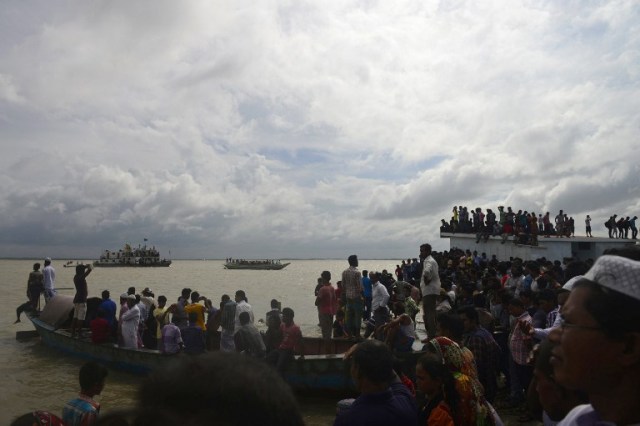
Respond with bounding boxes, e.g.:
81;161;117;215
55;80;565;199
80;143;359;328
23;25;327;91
93;242;171;267
224;258;290;270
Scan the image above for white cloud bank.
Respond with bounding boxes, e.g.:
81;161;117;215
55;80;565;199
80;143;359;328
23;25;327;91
0;0;639;259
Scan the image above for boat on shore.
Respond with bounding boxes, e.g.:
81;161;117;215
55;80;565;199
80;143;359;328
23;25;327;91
224;258;290;270
93;243;171;267
25;296;422;395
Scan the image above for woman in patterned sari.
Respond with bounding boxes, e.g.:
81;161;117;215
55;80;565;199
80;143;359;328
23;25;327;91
427;336;496;426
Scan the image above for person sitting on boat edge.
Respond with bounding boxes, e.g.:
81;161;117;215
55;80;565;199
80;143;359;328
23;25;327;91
62;361;108;426
333;340;418;426
332;309;349;338
382;302;414;353
266;307;304;375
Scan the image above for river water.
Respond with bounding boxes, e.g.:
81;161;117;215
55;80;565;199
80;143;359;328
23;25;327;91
2;258;401;425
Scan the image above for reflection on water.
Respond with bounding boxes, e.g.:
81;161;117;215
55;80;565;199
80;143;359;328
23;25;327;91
2;259;400;424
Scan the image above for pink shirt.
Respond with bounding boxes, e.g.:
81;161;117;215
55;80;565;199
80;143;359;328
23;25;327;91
317;284;337;315
279;322;302;351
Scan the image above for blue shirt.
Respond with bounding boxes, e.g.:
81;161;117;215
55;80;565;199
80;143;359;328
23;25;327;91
362;276;372;298
181;325;205;354
99;299;117;328
62;394;100;426
333;382;417;426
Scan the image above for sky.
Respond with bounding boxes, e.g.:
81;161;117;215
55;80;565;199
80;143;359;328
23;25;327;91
1;0;639;260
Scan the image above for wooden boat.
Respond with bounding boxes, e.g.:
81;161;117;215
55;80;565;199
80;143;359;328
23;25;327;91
26;296;424;395
27;296;172;374
224;259;290;270
93;242;171;267
63;261;87;268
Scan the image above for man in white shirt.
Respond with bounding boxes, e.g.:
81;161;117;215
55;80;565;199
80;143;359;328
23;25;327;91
366;272;390;340
419;243;441;339
234;290;254;333
42;257;56;303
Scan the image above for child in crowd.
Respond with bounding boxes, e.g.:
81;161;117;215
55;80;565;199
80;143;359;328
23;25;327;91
62;361;108;426
332;310;349;338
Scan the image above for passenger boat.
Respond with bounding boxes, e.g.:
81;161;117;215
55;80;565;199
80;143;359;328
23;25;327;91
224;259;290;270
26;296;423;395
93;243;171;267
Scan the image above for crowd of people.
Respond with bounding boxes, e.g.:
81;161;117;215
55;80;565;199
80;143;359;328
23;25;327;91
440;205;639;244
13;243;640;425
604;214;638;239
310;245;640;425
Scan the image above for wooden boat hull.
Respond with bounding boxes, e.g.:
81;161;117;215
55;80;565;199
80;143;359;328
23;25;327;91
224;262;290;270
28;311;422;395
29;315;172;374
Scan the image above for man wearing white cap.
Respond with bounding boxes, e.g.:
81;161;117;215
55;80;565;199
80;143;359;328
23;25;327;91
550;248;640;425
120;295;140;349
43;257;56;303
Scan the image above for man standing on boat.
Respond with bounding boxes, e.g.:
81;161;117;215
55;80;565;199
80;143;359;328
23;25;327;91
42;257;56;303
341;255;364;339
70;264;93;339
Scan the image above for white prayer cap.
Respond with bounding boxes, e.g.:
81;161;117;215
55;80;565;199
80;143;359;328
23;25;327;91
562;275;584;291
583;255;640;301
45;257;52;261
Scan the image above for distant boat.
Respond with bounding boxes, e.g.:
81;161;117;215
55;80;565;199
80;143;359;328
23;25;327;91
224;259;290;270
93;242;171;267
62;260;86;268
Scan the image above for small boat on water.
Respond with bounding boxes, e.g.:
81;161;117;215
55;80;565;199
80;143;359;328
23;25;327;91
93;242;171;267
63;260;86;268
26;296;423;395
224;258;290;270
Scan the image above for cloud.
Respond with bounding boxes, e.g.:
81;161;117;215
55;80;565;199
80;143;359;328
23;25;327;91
0;0;639;258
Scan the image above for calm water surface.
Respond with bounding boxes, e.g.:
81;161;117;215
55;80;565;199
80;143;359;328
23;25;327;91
1;258;400;425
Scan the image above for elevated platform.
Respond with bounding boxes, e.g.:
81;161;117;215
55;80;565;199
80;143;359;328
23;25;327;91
440;233;637;261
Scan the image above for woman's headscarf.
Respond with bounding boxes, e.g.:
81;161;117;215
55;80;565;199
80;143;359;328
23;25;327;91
428;336;495;426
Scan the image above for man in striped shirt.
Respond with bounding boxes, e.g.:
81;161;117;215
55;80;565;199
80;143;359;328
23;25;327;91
341;255;363;338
